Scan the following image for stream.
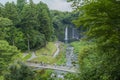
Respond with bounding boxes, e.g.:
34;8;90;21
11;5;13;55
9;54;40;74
51;26;79;79
51;44;78;79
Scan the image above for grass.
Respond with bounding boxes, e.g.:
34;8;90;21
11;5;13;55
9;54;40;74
30;55;56;64
35;70;53;79
30;42;66;65
55;43;66;65
55;52;66;65
35;42;57;56
22;53;32;61
0;76;4;80
71;40;90;54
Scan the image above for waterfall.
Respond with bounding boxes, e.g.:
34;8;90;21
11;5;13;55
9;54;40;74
26;0;29;3
65;27;68;42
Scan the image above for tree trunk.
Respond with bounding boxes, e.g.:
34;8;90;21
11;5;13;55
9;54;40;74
27;38;30;51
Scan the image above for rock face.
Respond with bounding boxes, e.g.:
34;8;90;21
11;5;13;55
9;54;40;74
64;26;80;43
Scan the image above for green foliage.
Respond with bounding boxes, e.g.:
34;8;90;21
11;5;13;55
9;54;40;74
64;73;79;80
36;42;57;56
0;3;4;17
0;1;54;51
0;17;25;49
56;52;66;65
70;0;120;80
17;0;26;12
4;61;35;80
0;40;20;75
56;43;66;65
30;42;66;65
0;2;25;49
51;10;66;41
7;27;25;49
35;70;53;80
31;55;55;64
71;40;90;54
20;3;39;50
0;17;12;39
37;2;54;41
0;17;12;26
3;2;20;25
51;10;77;41
0;76;4;80
72;40;100;80
22;53;32;61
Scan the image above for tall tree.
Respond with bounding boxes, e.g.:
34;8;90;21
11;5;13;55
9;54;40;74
3;2;24;47
0;1;55;51
20;3;39;50
37;2;54;42
4;2;20;25
0;3;4;17
17;0;26;12
70;0;120;80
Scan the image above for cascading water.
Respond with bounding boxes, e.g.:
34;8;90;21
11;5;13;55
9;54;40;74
65;27;68;43
64;26;73;67
51;26;78;79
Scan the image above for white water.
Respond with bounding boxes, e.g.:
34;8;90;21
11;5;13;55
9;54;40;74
65;27;68;41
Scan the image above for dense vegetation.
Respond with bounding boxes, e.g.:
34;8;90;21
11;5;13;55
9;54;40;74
30;42;66;65
1;0;120;80
69;0;120;80
51;10;79;41
0;0;54;51
0;0;54;79
0;40;20;75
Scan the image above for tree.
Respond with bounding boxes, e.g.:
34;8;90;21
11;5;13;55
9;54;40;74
0;3;4;17
4;62;35;80
0;17;12;40
2;2;25;48
0;1;55;51
3;2;20;25
20;3;38;50
37;2;54;42
17;0;26;12
51;10;66;41
70;0;120;80
51;10;78;41
6;27;25;48
0;40;20;75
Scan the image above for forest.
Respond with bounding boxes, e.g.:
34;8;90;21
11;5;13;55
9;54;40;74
0;0;120;80
0;0;54;51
